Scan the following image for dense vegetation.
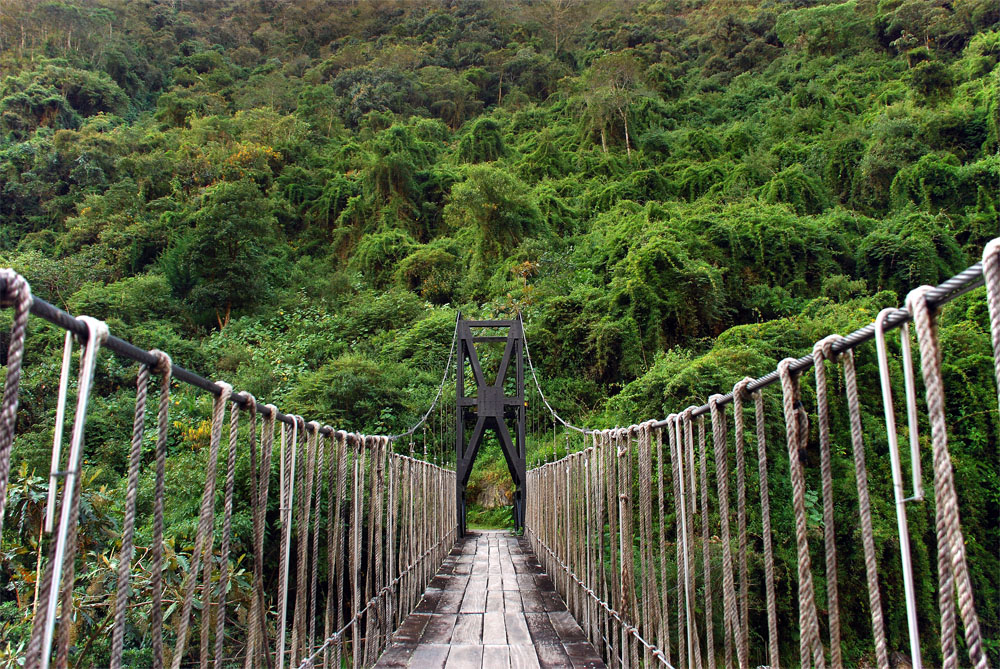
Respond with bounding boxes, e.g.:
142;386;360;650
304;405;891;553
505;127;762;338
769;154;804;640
0;0;998;665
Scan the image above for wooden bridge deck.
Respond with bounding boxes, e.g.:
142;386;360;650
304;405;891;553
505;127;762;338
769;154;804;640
374;530;606;669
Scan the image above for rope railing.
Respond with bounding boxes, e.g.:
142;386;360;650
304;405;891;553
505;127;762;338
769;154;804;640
0;271;456;669
525;239;1000;669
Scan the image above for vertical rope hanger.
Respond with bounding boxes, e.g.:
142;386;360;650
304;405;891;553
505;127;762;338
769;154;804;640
110;352;173;669
838;346;889;669
667;416;686;669
170;380;231;669
730;388;750;666
214;394;243;666
110;359;151;669
0;269;32;543
696;414;712;669
906;287;988;669
813;337;843;669
680;410;701;669
25;315;107;669
654;426;671;668
149;352;172;669
708;395;746;669
983;239;1000;412
777;359;825;669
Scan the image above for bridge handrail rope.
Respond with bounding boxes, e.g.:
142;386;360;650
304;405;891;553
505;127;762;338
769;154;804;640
0;272;457;669
524;240;1000;669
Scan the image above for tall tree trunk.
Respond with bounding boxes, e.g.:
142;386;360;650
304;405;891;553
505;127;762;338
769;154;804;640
620;108;631;161
600;127;607;154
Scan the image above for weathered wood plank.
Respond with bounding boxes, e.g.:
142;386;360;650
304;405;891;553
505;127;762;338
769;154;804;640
482;644;511;668
373;530;606;668
444;644;484;669
482;611;506;645
408;644;451;669
453;613;484;644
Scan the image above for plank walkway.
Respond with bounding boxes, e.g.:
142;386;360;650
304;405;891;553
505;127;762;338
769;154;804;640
374;530;606;668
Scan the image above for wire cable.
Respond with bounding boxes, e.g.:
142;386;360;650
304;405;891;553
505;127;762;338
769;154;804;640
388;312;459;441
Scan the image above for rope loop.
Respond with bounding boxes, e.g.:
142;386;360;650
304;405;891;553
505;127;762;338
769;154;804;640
0;268;32;308
150;348;172;376
812;334;841;363
0;269;33;544
732;377;753;401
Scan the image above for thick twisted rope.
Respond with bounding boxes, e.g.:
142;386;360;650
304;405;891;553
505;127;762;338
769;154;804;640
0;270;31;543
813;336;843;669
696;414;712;669
150;351;172;669
680;412;701;669
655;426;672;666
906;287;988;669
214;396;242;666
110;361;152;669
742;378;781;669
777;359;825;669
171;380;231;669
730;387;751;666
983;239;1000;412
309;431;326;656
839;347;889;668
708;395;746;669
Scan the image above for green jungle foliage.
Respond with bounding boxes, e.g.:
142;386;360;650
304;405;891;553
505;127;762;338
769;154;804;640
0;0;998;665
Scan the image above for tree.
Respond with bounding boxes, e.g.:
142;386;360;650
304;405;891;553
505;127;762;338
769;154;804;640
162;179;278;328
583;52;644;160
444;165;544;260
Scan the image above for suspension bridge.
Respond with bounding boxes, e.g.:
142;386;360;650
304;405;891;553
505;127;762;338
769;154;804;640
1;238;999;668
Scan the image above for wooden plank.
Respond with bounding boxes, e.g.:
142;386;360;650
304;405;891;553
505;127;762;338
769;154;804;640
482;611;507;645
394;613;431;643
445;644;484;669
485;590;505;612
503;591;523;612
374;643;415;667
437;589;465;614
534;643;574;669
453;613;484;644
538;590;564;612
508;644;541;669
524;612;562;645
408;644;451;669
483;645;511;668
565;641;606;668
520;590;546;613
504;613;532;645
420;614;457;644
460;582;487;613
548;611;588;644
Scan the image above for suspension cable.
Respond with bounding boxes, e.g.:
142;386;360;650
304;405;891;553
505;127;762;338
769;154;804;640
388;312;459;441
518;261;987;438
519;312;590;434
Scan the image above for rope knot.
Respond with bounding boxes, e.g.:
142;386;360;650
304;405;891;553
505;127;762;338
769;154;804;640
733;377;753;401
240;391;256;413
78;315;110;347
149;349;172;376
905;285;935;321
812;334;841;363
983;237;1000;267
214;380;233;403
0;269;31;309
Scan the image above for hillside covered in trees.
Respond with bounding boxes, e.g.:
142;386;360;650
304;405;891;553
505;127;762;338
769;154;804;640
0;0;998;665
